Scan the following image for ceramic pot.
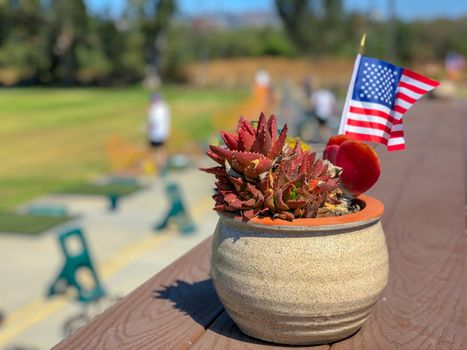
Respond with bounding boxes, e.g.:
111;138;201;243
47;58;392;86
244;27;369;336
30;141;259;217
211;194;388;345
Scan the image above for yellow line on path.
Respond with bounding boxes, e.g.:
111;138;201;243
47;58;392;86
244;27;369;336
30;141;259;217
0;194;214;345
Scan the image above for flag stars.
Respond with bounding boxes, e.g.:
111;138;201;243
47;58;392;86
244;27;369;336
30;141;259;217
357;59;401;106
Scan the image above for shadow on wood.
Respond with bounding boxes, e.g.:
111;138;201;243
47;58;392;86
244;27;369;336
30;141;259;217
153;278;316;347
153;279;221;327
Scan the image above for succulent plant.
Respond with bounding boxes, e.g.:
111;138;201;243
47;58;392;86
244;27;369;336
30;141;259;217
323;135;381;197
202;113;341;220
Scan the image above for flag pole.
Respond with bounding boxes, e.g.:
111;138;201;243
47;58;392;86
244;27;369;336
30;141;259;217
358;33;366;55
338;33;366;135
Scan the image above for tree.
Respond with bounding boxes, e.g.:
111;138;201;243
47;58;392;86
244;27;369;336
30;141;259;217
275;0;313;52
275;0;349;55
46;0;88;84
138;0;177;88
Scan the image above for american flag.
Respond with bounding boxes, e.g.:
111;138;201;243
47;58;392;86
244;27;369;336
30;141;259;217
338;54;440;151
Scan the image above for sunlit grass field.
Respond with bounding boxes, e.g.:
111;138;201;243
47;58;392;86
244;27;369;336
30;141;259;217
0;86;248;210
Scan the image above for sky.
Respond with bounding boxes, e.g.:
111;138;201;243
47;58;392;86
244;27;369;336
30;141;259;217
85;0;467;20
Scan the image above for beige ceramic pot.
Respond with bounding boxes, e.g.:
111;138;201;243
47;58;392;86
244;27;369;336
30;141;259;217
211;194;388;345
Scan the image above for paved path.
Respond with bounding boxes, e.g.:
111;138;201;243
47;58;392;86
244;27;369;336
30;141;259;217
0;161;218;349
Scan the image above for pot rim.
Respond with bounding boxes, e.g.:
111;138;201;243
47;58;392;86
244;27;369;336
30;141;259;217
218;194;384;229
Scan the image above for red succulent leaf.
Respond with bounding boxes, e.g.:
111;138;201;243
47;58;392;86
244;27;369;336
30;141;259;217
274;188;289;210
257;112;267;133
326;134;351;147
207;150;225;165
200;166;227;176
250;114;272;156
214;194;223;205
215;179;233;191
238;124;256;151
242;119;256;135
267;114;278;143
264;190;275;210
278;211;294;220
282;183;293;199
244;159;273;179
227;197;256;210
221;131;239;150
309;159;325;178
209;145;233;163
223;193;238;204
246;183;264;205
228;176;246;192
242;198;257;207
335;140;380;196
258;177;269;193
284;143;302;175
214;204;237;212
322;144;340;165
304;202;320;218
299;151;316;173
268;124;287;160
317;178;339;194
286;199;307;209
238;116;255;135
230;151;273;178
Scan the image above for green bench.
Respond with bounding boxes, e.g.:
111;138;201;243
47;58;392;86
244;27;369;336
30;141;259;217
155;182;196;234
47;228;105;303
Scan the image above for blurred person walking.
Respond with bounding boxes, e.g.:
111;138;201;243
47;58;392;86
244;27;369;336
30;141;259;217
253;69;277;116
147;93;170;174
310;87;337;142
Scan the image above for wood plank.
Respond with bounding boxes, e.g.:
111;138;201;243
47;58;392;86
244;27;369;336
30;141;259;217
332;101;465;349
464;100;467;203
464;102;467;350
191;311;330;350
53;237;224;350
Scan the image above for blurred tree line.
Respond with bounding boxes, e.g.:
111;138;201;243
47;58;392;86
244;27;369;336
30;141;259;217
275;0;467;62
0;0;465;86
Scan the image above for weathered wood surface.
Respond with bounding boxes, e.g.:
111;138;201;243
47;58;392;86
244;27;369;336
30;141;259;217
190;311;330;350
53;237;223;350
54;100;465;350
331;100;466;350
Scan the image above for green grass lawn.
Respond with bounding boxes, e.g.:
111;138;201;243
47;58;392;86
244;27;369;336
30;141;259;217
0;212;73;235
61;182;142;197
0;85;248;210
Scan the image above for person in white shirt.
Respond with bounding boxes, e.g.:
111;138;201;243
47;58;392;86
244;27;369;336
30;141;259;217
310;88;337;141
147;93;170;172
